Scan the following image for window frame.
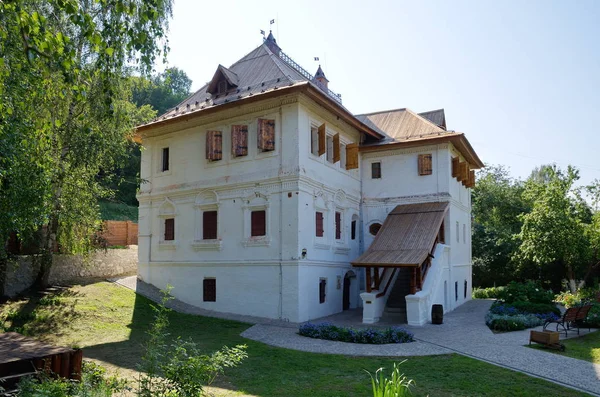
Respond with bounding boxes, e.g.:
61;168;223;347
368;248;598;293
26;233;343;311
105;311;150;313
319;278;327;304
251;210;267;237
371;161;382;179
242;193;271;247
203;278;216;302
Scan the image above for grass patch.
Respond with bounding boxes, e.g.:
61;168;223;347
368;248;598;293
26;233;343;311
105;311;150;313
0;282;591;397
530;330;600;364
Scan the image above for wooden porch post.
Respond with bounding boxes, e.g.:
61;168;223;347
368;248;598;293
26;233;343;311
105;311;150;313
373;266;380;290
416;266;422;291
366;267;372;293
410;267;417;294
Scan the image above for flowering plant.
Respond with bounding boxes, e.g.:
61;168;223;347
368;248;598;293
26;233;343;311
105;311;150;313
299;322;414;344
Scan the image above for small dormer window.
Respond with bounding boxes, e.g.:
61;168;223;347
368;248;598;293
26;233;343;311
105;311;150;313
218;80;228;94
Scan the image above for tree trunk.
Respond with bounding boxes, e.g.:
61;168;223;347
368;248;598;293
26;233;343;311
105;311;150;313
566;263;577;293
0;243;8;299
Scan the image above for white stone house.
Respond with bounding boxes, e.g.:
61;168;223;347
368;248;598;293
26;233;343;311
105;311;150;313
135;32;483;325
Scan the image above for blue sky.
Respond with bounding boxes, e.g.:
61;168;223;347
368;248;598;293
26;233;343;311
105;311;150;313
163;0;600;186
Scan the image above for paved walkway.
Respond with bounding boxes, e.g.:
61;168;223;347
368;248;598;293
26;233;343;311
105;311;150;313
113;276;600;396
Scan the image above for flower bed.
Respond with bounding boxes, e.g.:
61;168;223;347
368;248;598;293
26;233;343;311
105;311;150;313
299;322;414;344
484;281;560;332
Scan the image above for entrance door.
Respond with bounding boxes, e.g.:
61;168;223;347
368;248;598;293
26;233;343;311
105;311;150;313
343;276;351;310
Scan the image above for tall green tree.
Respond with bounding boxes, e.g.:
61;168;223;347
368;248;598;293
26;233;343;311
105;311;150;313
471;165;530;287
0;0;173;289
516;166;591;292
102;67;192;208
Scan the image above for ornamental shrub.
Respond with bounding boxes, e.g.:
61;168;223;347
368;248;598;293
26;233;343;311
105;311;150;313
472;286;504;299
485;312;548;332
510;301;560;316
299;322;414;344
498;281;554;304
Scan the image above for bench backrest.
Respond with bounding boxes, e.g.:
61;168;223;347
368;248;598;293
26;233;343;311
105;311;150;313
563;307;580;322
575;305;592;321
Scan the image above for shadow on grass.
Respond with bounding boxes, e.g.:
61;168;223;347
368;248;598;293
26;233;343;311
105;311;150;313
1;286;80;338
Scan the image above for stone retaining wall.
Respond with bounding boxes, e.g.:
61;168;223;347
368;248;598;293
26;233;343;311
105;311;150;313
5;246;138;297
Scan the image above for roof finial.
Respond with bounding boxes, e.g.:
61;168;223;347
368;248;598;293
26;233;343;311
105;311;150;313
264;29;281;55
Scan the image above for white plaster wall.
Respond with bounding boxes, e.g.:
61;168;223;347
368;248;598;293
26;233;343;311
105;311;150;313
139;262;300;321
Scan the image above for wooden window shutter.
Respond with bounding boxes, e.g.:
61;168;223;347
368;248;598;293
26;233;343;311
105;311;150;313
203;278;216;302
206;130;222;161
452;157;459;178
318;123;326;156
251;210;266;237
162;147;169;171
460;163;469;186
345;143;359;170
467;170;476;188
257;119;275;151
315;212;324;237
164;218;175;241
203;211;218;240
418;154;433;175
335;212;341;240
231;125;248;157
319;279;326;303
456;162;466;182
333;133;340;163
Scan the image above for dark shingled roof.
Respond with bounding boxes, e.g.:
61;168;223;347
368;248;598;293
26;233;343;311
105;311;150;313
418;109;446;130
155;44;308;121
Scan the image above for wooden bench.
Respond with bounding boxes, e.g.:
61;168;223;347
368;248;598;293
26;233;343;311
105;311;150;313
543;305;592;336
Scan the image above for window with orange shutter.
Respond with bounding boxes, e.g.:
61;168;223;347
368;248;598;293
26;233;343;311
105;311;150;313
257;119;275;152
418;154;433;175
231;125;248;157
345;143;359;170
206;130;222;161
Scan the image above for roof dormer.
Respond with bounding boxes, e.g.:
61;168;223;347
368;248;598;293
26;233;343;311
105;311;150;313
207;64;239;95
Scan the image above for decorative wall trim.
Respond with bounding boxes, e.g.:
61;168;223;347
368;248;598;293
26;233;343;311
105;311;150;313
361;144;450;159
191;239;222;251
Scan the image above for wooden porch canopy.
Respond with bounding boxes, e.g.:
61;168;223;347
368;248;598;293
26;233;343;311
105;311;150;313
352;202;449;268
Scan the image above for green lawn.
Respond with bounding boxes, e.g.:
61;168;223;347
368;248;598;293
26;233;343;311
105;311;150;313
530;329;600;365
0;282;591;397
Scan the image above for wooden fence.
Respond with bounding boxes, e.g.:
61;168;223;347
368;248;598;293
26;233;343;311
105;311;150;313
99;221;138;246
6;221;138;254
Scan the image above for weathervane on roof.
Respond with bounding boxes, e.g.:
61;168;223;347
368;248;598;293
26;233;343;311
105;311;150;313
260;19;275;39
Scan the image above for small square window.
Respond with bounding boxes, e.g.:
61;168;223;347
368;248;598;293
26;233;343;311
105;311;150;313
251;210;266;237
161;147;170;172
371;162;381;179
218;80;228;94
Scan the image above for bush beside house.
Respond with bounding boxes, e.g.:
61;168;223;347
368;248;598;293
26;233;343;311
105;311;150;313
484;281;560;332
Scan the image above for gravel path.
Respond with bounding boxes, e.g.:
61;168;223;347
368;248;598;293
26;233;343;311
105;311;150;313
112;276;599;396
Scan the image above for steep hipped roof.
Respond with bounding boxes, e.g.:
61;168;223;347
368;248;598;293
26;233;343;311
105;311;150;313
156;44;307;121
418;109;446;130
352;202;449;267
